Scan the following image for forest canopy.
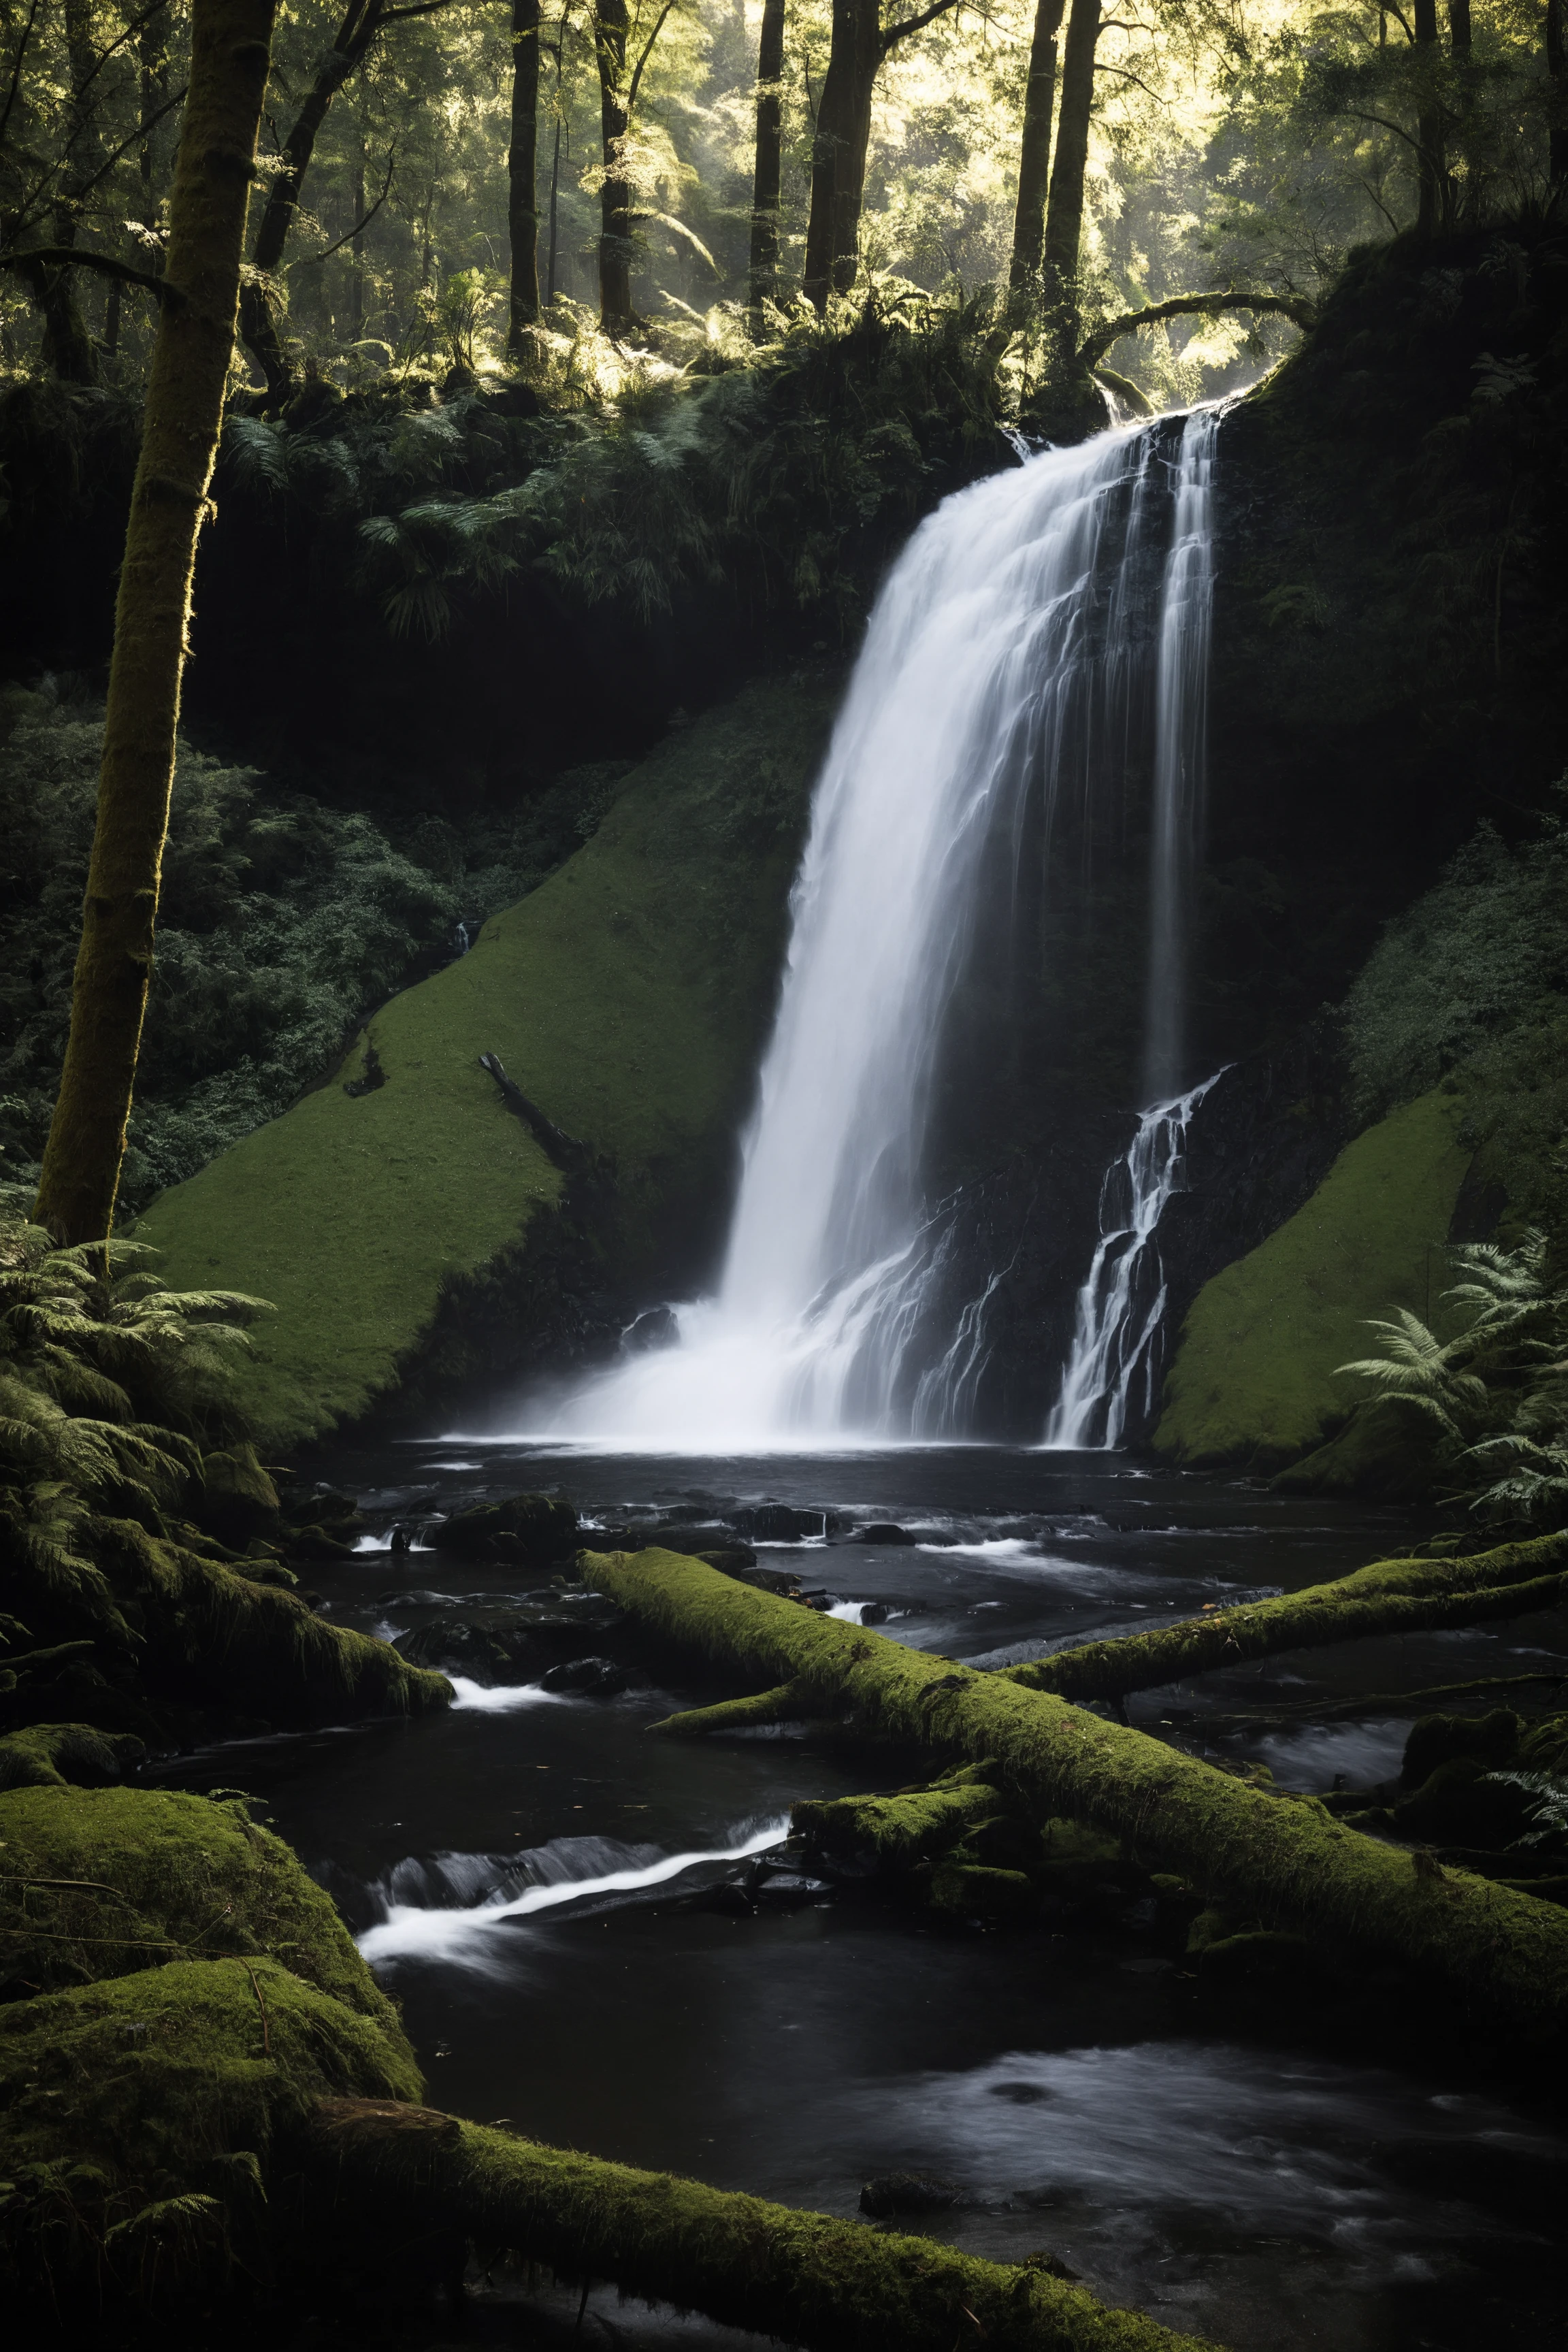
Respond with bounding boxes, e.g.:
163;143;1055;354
2;0;1563;412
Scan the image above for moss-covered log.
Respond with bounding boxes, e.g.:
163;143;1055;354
1003;1531;1568;1705
582;1548;1568;2040
301;2095;1211;2352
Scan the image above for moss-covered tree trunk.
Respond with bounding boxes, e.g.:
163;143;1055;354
506;0;541;350
1008;0;1065;296
33;0;278;1248
747;0;786;323
583;1548;1568;2040
302;2096;1212;2352
1003;1531;1568;1705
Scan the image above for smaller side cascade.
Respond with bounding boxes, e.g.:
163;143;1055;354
1043;1072;1224;1449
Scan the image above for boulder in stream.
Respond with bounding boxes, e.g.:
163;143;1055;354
430;1492;579;1563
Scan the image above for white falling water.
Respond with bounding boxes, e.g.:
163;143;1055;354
1142;408;1218;1104
534;413;1218;1450
1042;1071;1223;1450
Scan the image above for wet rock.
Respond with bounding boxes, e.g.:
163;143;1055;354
393;1600;628;1683
1400;1707;1521;1788
853;1522;915;1546
693;1548;760;1573
731;1504;830;1542
1392;1757;1535;1848
431;1492;578;1565
752;1871;832;1904
858;2171;970;2219
536;1656;629;1696
929;1858;1039;1922
287;1526;358;1563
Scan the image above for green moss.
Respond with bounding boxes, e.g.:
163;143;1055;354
131;681;834;1448
1154;1091;1472;1469
791;1771;1000;1866
0;1959;421;2310
0;1786;409;2042
0;1722;144;1789
583;1546;1568;2040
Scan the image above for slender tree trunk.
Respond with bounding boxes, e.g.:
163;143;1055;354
33;0;279;1247
801;0;880;312
582;1547;1568;2040
1413;0;1444;234
1008;0;1065;295
747;0;786;322
594;0;634;329
1041;0;1100;324
39;0;102;381
506;0;541;351
1548;0;1567;191
547;113;563;299
238;0;378;399
350;147;365;335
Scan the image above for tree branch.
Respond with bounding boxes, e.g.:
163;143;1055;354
627;0;678;112
0;0;45;153
879;0;966;56
1078;289;1313;369
0;244;185;307
293;144;397;267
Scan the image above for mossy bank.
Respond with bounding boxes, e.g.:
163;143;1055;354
132;678;835;1449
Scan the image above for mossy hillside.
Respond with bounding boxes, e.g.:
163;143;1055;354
133;679;834;1448
1152;1091;1472;1470
0;1959;423;2310
0;1786;408;2039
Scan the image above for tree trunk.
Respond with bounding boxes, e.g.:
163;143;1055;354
350;148;365;335
1008;0;1066;295
32;0;279;1247
39;0;102;382
506;0;542;350
581;1547;1568;2041
238;1;373;400
1548;0;1567;190
301;2096;1212;2352
1002;1531;1568;1704
802;0;881;312
1041;0;1100;317
747;0;786;321
594;0;634;330
1413;0;1444;234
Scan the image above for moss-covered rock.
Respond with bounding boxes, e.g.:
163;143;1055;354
0;1958;421;2313
130;679;835;1449
0;1786;410;2035
429;1490;578;1562
0;1721;144;1789
1153;1090;1471;1469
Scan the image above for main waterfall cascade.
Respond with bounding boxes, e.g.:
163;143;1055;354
540;411;1222;1450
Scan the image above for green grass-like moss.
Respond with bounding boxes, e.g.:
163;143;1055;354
0;1785;408;2039
131;681;834;1448
1154;1090;1472;1469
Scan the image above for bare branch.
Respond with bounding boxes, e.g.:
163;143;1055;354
294;144;397;267
0;0;45;153
0;243;184;306
627;0;678;113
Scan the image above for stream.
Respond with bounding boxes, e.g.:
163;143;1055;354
154;1445;1568;2352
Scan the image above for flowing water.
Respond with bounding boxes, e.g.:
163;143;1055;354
158;1445;1568;2352
1045;1072;1223;1450
540;415;1215;1454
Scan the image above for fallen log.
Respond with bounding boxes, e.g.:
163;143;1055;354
582;1548;1568;2042
1002;1533;1568;1705
301;2095;1212;2352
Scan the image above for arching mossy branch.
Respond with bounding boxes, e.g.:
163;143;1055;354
1078;293;1315;373
581;1548;1568;2040
301;2095;1213;2352
1002;1532;1568;1705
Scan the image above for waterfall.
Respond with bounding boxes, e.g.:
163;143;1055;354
1041;1072;1222;1450
1142;409;1218;1104
539;412;1218;1450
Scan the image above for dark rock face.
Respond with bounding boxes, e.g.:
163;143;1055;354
394;1599;629;1683
858;2172;971;2220
429;1493;579;1565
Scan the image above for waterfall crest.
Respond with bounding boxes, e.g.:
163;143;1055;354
537;414;1219;1450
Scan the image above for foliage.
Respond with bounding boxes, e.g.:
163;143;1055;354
1486;1768;1568;1847
0;687;615;1208
1335;1228;1568;1531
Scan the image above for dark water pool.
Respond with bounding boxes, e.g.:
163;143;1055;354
155;1446;1568;2351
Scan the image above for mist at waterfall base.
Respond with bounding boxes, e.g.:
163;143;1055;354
516;414;1220;1453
